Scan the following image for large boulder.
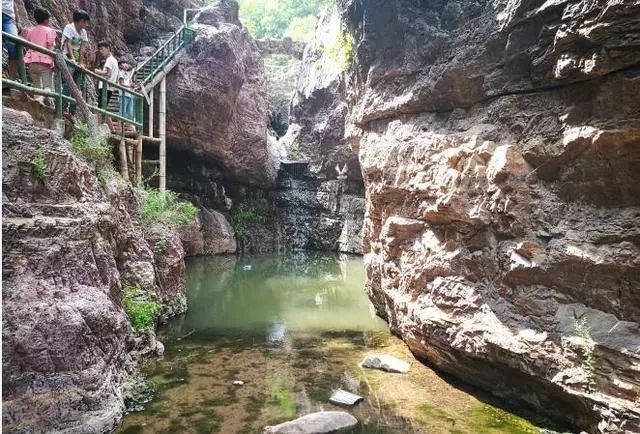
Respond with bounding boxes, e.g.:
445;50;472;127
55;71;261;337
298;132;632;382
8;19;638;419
340;0;640;432
166;0;278;187
177;208;237;256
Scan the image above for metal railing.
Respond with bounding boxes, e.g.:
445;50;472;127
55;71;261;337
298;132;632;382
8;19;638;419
133;26;196;87
2;31;145;130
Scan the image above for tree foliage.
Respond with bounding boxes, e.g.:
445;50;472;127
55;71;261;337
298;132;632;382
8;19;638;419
237;0;332;40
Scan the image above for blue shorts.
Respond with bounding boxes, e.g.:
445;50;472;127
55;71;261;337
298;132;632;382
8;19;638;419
2;13;18;60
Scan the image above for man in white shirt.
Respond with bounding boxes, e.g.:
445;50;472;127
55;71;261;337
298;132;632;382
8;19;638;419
94;40;119;131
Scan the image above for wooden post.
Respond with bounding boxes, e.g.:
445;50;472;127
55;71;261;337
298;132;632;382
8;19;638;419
53;52;96;130
119;138;129;180
148;87;154;138
159;76;167;193
136;133;143;186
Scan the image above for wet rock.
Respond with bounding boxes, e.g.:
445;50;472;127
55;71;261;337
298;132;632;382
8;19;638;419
361;355;410;374
341;0;640;431
329;389;363;406
177;208;236;256
263;411;358;434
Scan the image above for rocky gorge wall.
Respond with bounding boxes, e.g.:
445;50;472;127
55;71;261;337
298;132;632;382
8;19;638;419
338;0;640;431
2;110;186;433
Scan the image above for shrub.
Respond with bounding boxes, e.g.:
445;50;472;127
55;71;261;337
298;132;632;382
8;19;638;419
323;31;354;71
31;150;46;183
122;284;158;331
574;316;597;392
231;208;266;239
139;188;198;227
70;122;112;165
288;139;304;160
154;238;167;257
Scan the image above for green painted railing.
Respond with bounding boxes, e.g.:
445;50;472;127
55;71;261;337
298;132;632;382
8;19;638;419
133;25;196;87
2;31;144;129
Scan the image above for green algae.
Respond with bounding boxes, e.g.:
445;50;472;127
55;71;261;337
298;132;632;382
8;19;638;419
465;404;539;434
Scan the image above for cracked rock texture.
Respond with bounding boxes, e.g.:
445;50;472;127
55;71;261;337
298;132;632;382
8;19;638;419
339;0;640;431
2;110;186;433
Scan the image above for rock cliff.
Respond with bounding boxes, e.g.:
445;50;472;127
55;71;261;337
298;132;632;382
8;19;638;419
339;0;640;431
249;4;365;255
166;0;279;188
2;110;186;433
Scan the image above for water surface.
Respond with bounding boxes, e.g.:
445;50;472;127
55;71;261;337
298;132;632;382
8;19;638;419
118;253;546;434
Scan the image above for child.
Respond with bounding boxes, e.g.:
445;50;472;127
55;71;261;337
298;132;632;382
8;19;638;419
94;40;119;131
24;8;57;105
61;10;90;64
118;60;135;124
61;10;90;114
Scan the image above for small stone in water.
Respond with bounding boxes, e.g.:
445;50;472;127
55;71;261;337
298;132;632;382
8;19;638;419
360;354;410;373
263;411;358;433
232;380;244;386
329;389;363;406
243;265;252;271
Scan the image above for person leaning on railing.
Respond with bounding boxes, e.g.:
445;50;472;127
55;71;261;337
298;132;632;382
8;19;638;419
60;9;90;114
23;8;57;107
94;40;119;132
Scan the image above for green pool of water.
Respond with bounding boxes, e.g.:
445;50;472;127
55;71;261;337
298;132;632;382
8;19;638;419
117;252;552;434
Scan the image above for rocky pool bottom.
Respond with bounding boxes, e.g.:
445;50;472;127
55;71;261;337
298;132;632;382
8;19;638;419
117;253;567;434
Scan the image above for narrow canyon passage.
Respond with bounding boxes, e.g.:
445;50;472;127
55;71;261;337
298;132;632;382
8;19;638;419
117;253;552;434
2;0;639;433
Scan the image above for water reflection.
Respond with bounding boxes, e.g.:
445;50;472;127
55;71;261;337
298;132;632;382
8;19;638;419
165;252;387;344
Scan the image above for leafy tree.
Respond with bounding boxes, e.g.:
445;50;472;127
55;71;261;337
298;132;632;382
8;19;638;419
284;15;318;42
236;0;333;39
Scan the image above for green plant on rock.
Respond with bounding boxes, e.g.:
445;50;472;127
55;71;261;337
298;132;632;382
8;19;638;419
323;31;354;71
70;122;112;166
122;284;158;331
574;316;597;392
288;139;304;160
154;238;167;258
231;207;266;239
139;188;198;227
31;150;46;183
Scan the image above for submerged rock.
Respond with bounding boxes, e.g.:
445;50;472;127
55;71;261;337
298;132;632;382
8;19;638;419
329;389;363;406
263;411;358;434
360;355;410;373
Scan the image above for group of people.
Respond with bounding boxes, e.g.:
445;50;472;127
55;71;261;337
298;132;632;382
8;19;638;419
2;0;137;131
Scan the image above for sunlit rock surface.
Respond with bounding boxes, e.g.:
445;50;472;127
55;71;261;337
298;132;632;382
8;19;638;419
166;0;278;187
339;0;640;431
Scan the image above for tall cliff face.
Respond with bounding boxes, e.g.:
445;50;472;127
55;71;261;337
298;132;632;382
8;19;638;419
254;4;365;255
339;0;640;431
2;110;186;433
